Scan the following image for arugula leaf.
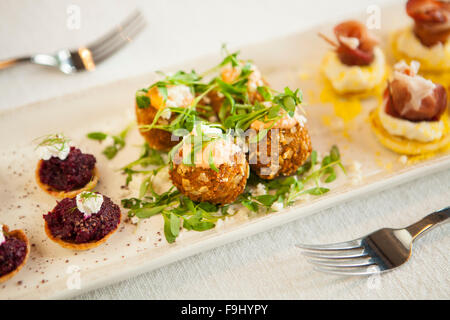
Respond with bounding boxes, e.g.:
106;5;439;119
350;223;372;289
132;206;166;219
136;90;150;109
163;214;177;244
86;132;107;141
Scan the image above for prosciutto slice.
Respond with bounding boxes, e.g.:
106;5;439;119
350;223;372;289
386;61;447;121
406;0;450;46
333;20;378;66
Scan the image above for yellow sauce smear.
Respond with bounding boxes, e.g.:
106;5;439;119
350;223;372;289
317;72;386;125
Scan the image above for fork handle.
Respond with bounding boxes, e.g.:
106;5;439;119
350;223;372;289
0;54;60;70
0;56;31;70
406;206;450;240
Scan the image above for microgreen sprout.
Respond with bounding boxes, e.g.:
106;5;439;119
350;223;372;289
87;122;134;159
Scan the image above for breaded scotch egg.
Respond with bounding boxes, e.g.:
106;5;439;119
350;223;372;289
136;84;194;151
169;125;249;205
248;104;312;180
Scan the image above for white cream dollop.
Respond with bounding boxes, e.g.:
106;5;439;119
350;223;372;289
76;192;104;219
36;136;71;161
378;99;445;142
396;27;450;71
0;224;5;245
322;46;386;94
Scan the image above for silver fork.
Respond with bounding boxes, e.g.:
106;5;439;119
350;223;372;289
297;206;449;276
0;10;145;74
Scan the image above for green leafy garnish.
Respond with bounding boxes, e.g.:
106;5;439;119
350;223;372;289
87;123;134;160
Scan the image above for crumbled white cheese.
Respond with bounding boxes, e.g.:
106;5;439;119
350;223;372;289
166;85;193;108
131;216;139;225
0;224;5;245
76;192;104;219
226;205;238;215
252;183;267;196
36;135;71;161
349;161;363;185
271;202;284;211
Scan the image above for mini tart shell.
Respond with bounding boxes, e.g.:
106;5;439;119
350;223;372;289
44;214;120;251
0;225;30;283
369;108;450;155
35;160;99;198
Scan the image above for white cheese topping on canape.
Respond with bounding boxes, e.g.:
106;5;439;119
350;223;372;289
76;191;104;219
322;46;386;94
339;36;360;50
396;27;450;70
378;99;445;143
0;224;5;245
36;134;71;161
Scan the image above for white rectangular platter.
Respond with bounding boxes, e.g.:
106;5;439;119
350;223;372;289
0;2;449;299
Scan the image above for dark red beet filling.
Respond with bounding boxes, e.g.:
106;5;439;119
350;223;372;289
0;236;27;277
39;147;96;192
43;195;120;244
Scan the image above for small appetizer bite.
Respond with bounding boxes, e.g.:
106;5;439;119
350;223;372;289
43;191;121;250
320;20;386;94
169;124;249;204
248;102;312;180
35;134;98;198
370;60;449;155
208;60;269;117
392;0;450;72
136;81;195;151
0;224;30;283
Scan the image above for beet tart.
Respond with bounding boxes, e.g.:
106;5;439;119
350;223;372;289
43;192;121;250
0;224;30;283
35;134;99;198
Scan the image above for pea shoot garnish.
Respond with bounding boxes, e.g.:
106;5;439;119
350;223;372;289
87;122;134;159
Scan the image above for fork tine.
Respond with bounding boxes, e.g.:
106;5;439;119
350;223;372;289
91;17;145;64
88;10;142;54
313;265;380;276
306;256;375;268
296;239;362;251
301;248;368;259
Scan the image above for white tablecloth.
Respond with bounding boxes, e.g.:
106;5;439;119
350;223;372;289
1;0;448;299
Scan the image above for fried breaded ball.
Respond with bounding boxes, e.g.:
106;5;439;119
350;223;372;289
136;85;194;151
248;121;312;180
169;136;249;205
